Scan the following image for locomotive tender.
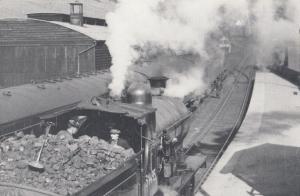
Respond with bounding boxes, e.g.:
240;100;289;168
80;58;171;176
0;70;206;196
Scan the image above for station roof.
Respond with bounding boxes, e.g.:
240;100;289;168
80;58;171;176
0;72;111;126
49;21;109;41
0;18;109;42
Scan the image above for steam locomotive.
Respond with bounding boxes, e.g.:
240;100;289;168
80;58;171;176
0;71;206;196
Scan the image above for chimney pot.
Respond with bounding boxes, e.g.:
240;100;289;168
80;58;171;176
70;2;83;26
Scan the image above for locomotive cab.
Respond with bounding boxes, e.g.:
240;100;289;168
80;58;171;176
0;79;206;196
38;94;158;196
40;89;203;196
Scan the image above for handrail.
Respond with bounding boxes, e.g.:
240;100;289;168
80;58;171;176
164;112;192;134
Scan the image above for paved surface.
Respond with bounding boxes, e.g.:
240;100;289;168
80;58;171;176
201;72;300;196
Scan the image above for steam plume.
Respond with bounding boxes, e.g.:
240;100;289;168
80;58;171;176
106;0;249;97
105;0;300;97
249;0;300;65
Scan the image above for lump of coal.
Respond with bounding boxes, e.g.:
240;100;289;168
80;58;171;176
0;133;135;195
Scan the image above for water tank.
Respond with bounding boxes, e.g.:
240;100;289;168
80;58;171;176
126;82;152;105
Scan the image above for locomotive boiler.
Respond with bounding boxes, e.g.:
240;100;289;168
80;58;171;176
0;72;206;196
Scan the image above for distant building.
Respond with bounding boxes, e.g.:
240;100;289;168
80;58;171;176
0;2;112;88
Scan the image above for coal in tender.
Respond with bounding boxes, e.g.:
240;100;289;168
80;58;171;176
0;131;135;195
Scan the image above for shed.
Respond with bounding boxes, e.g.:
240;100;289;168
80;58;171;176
0;18;112;88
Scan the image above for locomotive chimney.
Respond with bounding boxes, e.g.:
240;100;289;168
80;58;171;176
148;76;169;96
70;1;83;26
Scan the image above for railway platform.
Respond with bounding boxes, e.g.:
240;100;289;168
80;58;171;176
201;71;300;196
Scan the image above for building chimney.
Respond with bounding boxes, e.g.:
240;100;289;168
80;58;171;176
70;2;83;26
148;76;169;96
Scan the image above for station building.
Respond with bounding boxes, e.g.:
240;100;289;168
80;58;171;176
0;2;112;88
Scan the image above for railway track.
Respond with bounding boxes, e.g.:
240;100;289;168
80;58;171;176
186;55;256;194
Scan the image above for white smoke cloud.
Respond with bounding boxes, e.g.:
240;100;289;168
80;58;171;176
105;0;300;97
249;0;300;65
164;67;205;97
106;0;250;97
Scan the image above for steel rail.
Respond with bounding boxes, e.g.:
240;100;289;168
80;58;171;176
183;83;235;154
184;53;251;155
195;67;255;192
